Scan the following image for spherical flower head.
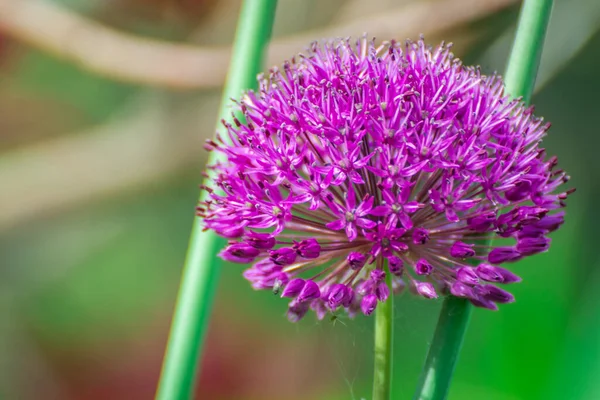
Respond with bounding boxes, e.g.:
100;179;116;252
199;37;574;322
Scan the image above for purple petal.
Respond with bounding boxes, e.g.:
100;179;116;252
370;269;386;283
488;247;522;264
287;301;310;322
326;218;346;231
346;188;356;209
415;282;438;299
356;196;375;215
345;223;358;242
356;218;377;229
360;294;378;316
347;252;367;270
371;205;392;217
415;259;433;275
450;241;476;258
281;278;306;298
297;280;321;302
456;267;479;285
450;281;474;298
475;264;522;284
375;281;390;302
388;256;404;276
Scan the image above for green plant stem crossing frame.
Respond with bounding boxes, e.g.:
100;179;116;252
156;1;278;399
412;1;554;399
373;266;394;400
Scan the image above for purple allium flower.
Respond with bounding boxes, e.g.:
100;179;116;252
450;241;476;258
199;38;574;322
281;278;306;297
388;256;404;276
361;294;379;316
347;252;367;270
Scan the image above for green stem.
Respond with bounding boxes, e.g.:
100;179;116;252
412;1;553;400
373;269;394;400
412;297;472;400
504;0;554;101
155;1;278;399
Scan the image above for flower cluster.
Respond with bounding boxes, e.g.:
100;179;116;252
199;38;573;322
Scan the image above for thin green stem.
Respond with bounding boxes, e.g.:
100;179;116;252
373;268;394;400
504;0;554;102
155;1;278;399
412;1;553;400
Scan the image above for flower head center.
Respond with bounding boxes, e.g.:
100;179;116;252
345;211;355;222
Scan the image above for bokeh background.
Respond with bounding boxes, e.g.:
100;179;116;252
1;0;598;399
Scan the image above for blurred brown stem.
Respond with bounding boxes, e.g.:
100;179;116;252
0;0;517;89
0;93;216;230
0;0;518;231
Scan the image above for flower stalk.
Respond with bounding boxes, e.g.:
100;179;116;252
412;297;472;400
504;0;554;100
373;267;394;400
155;1;278;399
412;1;554;399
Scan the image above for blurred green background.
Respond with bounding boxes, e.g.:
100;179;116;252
1;0;598;399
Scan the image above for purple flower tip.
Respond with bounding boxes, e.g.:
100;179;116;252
347;252;367;270
450;241;476;259
474;284;515;304
220;243;261;263
416;282;438;299
450;281;474;298
475;264;521;284
297;280;321;303
488;247;522;264
356;279;374;296
281;278;306;298
327;284;353;310
388;256;404;276
361;294;378;316
269;247;297;266
370;269;386;283
412;228;430;245
294;238;321;258
535;212;564;232
375;281;390;302
470;297;499;311
415;259;433;275
516;236;551;256
287;301;310;322
311;300;329;321
456;267;479;285
467;211;496;232
245;231;276;250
